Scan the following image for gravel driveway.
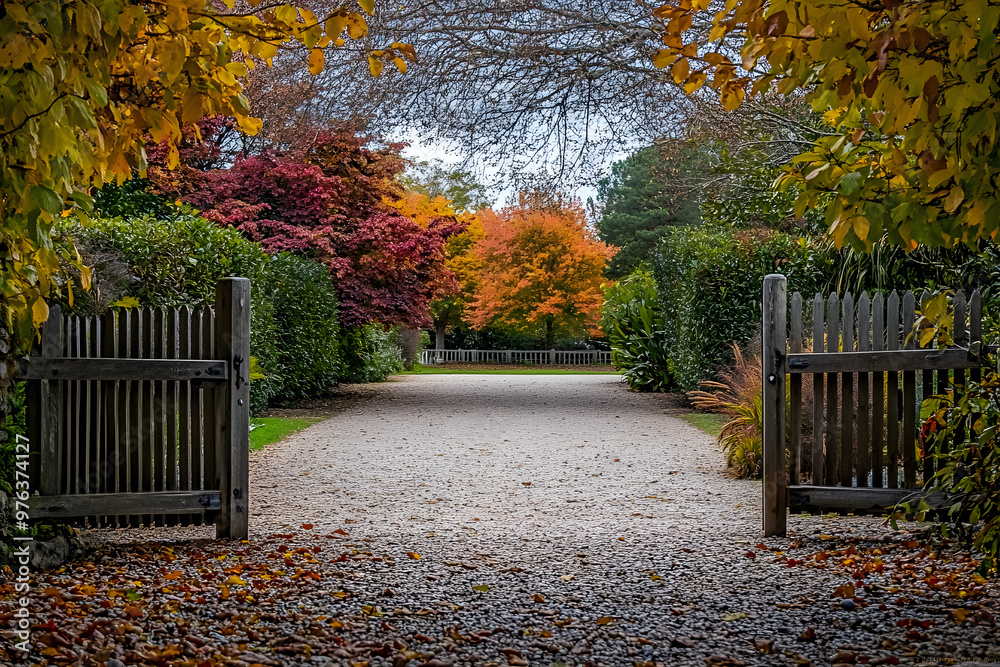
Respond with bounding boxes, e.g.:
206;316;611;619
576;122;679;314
239;374;999;667
65;373;998;667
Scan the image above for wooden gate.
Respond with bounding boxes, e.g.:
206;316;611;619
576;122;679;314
761;274;988;536
20;278;250;539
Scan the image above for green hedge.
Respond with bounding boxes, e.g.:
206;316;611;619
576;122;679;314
55;211;405;413
650;227;834;391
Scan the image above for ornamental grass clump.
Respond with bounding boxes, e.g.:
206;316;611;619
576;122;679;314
688;339;764;478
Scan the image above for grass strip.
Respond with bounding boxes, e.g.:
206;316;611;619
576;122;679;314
249;416;325;450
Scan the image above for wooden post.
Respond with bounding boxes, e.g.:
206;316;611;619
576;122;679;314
214;278;250;540
762;275;787;536
30;306;64;495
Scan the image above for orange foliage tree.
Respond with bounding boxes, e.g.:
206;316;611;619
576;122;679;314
468;195;615;348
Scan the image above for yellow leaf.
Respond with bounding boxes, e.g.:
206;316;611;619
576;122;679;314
359;0;375;14
368;55;384;77
31;296;49;326
671;58;689;84
652;49;676;69
309;48;325;75
325;15;347;37
943;185;964;214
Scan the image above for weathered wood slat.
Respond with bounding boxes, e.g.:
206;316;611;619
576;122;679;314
785;348;984;374
812;293;825;484
789;292;802;485
788;485;954;514
856;292;870;488
761;275;787;537
825;293;839;486
920;291;934;484
40;306;64;497
871;292;884;488
886;291;900;489
20;357;228;381
902;292;917;489
840;293;855;488
28;492;222;519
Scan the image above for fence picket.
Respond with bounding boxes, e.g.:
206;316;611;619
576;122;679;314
812;293;825;484
856;292;870;488
789;292;802;485
841;293;855;488
902;292;917;489
871;292;884;488
825;293;840;486
886;291;900;489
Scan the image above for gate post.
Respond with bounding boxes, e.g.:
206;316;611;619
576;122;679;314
762;274;787;536
215;278;251;540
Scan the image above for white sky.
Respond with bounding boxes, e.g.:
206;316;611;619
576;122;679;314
395;133;609;211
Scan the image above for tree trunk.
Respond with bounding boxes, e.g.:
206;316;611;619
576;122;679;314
545;319;555;349
400;327;420;371
435;321;446;350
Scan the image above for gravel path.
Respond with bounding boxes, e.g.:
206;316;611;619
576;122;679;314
76;374;999;667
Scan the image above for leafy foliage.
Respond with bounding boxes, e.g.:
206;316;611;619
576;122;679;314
595;144;703;278
689;341;765;479
61;211;268;310
651;226;833;391
256;254;344;406
0;0;403;349
468;196;615;348
56;212;356;413
400;160;492;213
600;272;672;392
652;0;1000;251
913;367;1000;574
341;325;404;383
158;128;463;328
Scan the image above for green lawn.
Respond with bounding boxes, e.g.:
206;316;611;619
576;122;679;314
677;412;728;438
249;417;325;450
401;365;621;375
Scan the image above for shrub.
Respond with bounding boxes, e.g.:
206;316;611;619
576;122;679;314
341;324;404;382
651;226;834;391
899;299;1000;574
688;340;764;478
56;212;352;413
601;271;672;392
257;254;344;406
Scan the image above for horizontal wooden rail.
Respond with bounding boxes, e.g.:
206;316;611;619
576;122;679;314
20;358;228;382
26;492;222;519
785;348;987;374
788;485;953;514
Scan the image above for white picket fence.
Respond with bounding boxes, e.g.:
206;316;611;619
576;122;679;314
419;349;613;365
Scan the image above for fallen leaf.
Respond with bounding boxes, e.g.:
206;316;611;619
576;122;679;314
596;616;615;625
301;523;314;530
522;482;532;486
531;593;545;603
407;552;421;560
832;583;855;599
472;584;490;592
723;612;746;621
559;574;575;581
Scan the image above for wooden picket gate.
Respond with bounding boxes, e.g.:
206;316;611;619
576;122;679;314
20;278;251;539
761;274;989;536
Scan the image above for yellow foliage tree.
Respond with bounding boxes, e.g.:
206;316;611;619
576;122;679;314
0;0;412;349
651;0;1000;252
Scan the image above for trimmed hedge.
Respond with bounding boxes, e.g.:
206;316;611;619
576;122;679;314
650;227;834;391
56;211;402;414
